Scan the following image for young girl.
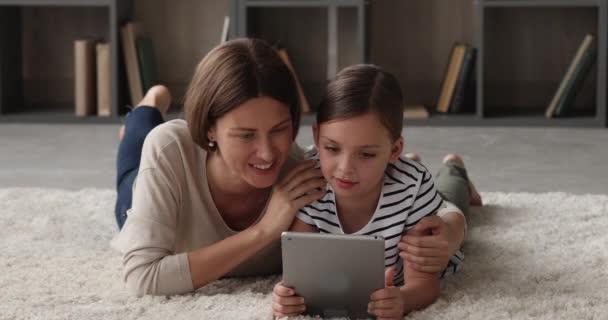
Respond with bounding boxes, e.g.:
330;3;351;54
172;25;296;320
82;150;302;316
272;64;481;319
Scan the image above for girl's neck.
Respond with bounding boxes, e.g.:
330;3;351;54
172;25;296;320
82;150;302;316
335;181;383;234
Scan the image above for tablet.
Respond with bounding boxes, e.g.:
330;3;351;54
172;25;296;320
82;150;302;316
281;232;385;319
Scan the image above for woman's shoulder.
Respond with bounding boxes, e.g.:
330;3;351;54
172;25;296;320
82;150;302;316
144;119;192;149
140;119;204;168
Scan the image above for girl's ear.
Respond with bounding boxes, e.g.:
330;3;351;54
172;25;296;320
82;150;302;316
389;136;404;163
312;123;320;147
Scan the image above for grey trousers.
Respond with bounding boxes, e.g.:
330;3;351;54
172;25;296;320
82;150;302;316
435;160;471;215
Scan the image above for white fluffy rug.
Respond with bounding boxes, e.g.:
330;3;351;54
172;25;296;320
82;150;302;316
1;188;607;319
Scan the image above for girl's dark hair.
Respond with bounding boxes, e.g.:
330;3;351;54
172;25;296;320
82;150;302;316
317;64;404;141
184;38;300;150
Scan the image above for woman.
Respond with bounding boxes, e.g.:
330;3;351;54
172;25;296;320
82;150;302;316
111;38;471;296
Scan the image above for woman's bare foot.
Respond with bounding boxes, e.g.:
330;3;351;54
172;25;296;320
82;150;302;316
404;152;421;162
443;153;483;206
119;85;172;140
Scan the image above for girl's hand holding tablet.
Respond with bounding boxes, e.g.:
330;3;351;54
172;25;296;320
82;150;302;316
367;268;405;320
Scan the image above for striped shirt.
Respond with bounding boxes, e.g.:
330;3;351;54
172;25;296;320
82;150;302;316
297;154;464;286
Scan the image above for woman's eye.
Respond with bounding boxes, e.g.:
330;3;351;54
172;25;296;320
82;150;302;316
239;133;255;140
361;152;376;159
324;146;338;153
271;126;289;135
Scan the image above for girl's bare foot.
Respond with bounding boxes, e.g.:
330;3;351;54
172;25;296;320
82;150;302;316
443;153;483;206
119;85;172;140
404;152;421;162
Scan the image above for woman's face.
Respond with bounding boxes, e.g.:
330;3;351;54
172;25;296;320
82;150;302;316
315;112;402;200
209;96;294;189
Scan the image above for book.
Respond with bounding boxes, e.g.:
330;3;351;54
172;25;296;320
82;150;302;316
221;16;230;44
121;22;144;106
554;40;596;117
449;46;476;114
96;42;111;117
74;39;96;117
276;48;311;113
545;34;594;118
437;44;467;113
136;36;159;93
403;105;429;119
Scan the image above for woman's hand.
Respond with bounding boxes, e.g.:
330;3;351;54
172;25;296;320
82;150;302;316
398;215;452;273
368;268;404;320
272;281;306;318
258;160;325;239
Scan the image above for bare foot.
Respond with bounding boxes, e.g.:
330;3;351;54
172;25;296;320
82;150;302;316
137;85;172;116
404;152;421;162
443;153;483;206
119;85;172;141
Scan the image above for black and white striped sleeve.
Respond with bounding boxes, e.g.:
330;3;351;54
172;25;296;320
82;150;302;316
404;170;445;229
296;208;316;226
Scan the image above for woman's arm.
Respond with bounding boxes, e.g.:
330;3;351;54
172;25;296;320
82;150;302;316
188;160;325;290
118;159;324;296
398;211;466;273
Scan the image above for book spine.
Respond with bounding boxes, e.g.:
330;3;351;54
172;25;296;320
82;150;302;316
545;35;593;118
136;36;158;93
450;47;476;113
121;23;144;106
437;44;466;113
554;48;596;117
74;39;96;117
96;42;111;117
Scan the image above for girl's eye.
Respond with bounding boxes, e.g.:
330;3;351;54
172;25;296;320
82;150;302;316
324;146;339;153
361;152;376;159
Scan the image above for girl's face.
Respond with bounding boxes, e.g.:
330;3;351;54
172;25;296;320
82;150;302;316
315;112;403;200
208;96;294;189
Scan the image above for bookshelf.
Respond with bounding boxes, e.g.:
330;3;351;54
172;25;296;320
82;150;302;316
231;0;369;108
475;0;607;127
0;0;132;123
0;0;606;127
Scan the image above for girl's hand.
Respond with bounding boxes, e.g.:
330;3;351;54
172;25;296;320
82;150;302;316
368;268;404;320
398;215;452;273
258;160;325;239
272;281;306;318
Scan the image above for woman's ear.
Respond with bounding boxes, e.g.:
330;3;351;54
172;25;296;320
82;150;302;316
207;126;216;142
312;123;320;147
389;136;404;163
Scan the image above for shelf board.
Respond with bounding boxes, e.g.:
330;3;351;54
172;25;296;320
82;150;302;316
0;0;115;7
301;113;604;127
244;0;365;8
0;110;121;124
480;0;601;8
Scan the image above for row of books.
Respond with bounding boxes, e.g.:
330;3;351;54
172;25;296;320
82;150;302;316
403;42;477;119
73;22;160;117
74;40;111;117
404;34;596;120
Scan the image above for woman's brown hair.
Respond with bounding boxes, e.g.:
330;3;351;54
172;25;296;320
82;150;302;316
317;64;404;141
184;38;300;150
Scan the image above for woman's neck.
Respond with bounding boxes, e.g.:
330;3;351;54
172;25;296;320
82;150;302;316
206;153;271;229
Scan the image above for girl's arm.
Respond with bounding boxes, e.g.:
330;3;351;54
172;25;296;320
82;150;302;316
399;257;441;315
368;251;440;318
